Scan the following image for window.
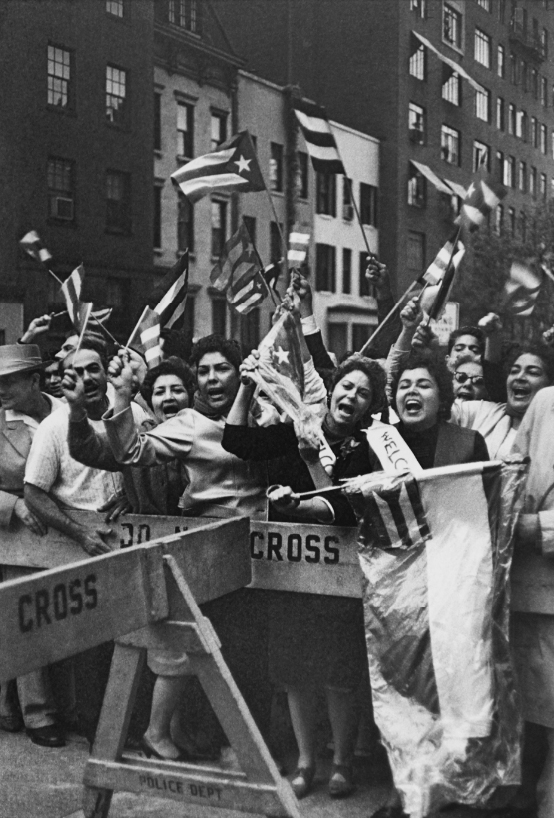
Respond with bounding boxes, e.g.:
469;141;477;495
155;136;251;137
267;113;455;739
153;185;162;248
177;195;194;252
521;60;528;91
496;149;504;183
541;173;547;201
516;110;527;140
210;112;227;150
211;200;227;257
504;156;515;188
541;124;547;154
474;28;491;66
269;143;283;192
47;45;73;109
497;44;504;77
243;215;256;244
408;166;426;207
315;243;336;292
169;0;200;33
510;52;518;84
530;166;537;197
342;248;352;294
360;183;378;226
520;211;527;241
541;27;548;58
532;117;538;147
342;178;354;221
212;297;227;337
154;93;162;152
106;0;124;16
508;207;516;236
106;65;127;125
475;85;490;121
359;252;371;297
444;3;463;50
541;76;548;107
410;0;426;17
106;170;131;233
297;152;308;199
177;102;194;159
316;172;336;216
47;157;75;221
496;96;505;130
532;68;539;99
495;205;503;233
407;231;425;274
497;1;505;22
328;324;347;360
409;102;425;143
552;130;554;160
441;124;461;164
477;0;490;9
508;103;516;134
473;140;489;171
352;324;371;351
442;69;461;104
519;160;527;192
409;43;426;80
270;221;282;263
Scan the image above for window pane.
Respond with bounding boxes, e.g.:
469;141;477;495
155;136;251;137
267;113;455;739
497;44;504;77
316;172;336;216
441;124;461;164
269;143;283;192
444;4;462;49
474;28;491;67
47;45;72;108
408;167;425;207
342;248;351;294
297;152;309;199
407;231;425;274
442;69;461;105
48;157;75;221
475;85;490;121
106;64;127;125
177;195;194;252
409;43;426;79
211;113;227;150
106;0;124;16
177;102;194;158
409;102;425;142
496;96;505;130
360;183;378;226
211;200;227;256
106;170;131;233
315;243;335;292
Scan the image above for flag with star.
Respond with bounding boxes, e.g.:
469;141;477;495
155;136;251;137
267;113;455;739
458;169;507;237
210;221;266;315
171;130;264;204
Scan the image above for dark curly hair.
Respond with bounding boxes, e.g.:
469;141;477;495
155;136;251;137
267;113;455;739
391;351;454;422
61;336;109;373
505;343;554;385
140;356;196;409
189;334;243;372
330;354;387;419
447;326;485;356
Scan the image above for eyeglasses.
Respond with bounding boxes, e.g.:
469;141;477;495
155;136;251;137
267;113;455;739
453;372;485;386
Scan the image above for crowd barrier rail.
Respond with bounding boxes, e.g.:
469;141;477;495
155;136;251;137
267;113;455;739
0;517;300;818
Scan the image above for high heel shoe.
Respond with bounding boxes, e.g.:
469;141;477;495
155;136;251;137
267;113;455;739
140;735;190;762
290;766;316;799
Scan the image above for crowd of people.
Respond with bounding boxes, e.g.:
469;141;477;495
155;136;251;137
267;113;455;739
0;260;553;818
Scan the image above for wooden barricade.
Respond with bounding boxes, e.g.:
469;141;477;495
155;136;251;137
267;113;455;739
0;518;300;818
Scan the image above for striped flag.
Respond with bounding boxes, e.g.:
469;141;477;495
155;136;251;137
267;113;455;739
292;97;345;175
171;131;264;204
210;222;265;315
263;261;282;294
458;170;507;236
148;250;189;330
350;460;525;815
20;230;53;265
423;240;465;286
60;265;93;333
91;306;113;325
136;307;162;368
288;228;310;266
502;260;544;317
348;475;430;550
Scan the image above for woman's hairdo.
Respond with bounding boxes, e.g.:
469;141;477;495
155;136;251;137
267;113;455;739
390;351;454;421
330;353;387;417
189;334;243;372
140;356;196;408
505;343;554;385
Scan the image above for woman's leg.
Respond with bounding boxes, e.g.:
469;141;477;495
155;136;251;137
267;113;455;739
286;685;316;769
144;675;188;759
326;687;357;766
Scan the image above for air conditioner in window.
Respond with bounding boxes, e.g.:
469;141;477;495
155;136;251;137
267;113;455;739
51;196;74;220
342;203;354;221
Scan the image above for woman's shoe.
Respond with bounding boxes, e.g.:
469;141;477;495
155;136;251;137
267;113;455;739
290;766;315;799
140;735;190;762
0;712;23;733
328;763;354;798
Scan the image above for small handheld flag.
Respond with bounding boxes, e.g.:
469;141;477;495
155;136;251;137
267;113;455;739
292;97;345;175
210;222;265;315
288;229;310;266
147;250;189;331
171;131;264;203
60;265;94;333
20;230;53;265
423;240;465;286
502;260;544;317
458;170;507;236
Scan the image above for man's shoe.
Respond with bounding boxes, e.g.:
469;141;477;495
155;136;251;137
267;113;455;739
0;712;23;733
26;724;66;748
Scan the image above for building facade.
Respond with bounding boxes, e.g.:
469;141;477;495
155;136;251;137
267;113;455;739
0;0;155;343
214;0;554;300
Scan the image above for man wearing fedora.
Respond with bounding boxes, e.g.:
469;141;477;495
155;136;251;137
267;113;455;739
0;344;66;748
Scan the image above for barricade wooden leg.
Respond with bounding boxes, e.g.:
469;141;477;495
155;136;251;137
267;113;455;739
83;643;146;818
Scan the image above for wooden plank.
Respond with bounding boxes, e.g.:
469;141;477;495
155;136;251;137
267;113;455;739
84;758;300;817
0;547;166;681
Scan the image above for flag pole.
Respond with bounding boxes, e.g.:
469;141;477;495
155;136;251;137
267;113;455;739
344;176;374;260
126;306;149;349
425;223;463;323
259;179;290;283
358;276;423;355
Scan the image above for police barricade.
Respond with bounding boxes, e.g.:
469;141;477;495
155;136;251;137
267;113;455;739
0;518;300;818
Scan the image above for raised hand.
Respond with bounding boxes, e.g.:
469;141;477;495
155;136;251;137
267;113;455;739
61;366;86;412
108;349;135;398
239;350;260;387
20;313;53;343
365;257;391;294
400;297;423;331
477;312;502;335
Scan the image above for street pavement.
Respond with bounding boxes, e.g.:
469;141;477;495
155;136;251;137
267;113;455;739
0;728;502;818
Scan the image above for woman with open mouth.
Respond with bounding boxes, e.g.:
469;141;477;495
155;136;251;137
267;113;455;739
449;345;554;459
224;352;387;800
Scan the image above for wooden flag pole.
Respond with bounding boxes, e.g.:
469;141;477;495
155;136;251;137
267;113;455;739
358;277;423;355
